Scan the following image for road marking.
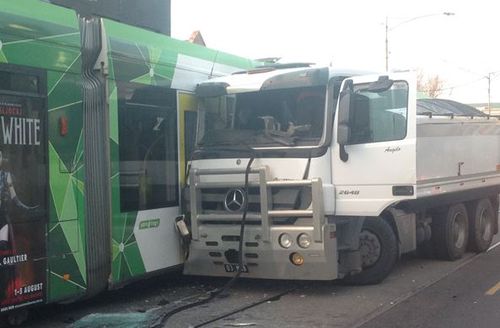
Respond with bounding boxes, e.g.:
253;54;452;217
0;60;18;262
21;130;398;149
485;281;500;296
487;240;500;252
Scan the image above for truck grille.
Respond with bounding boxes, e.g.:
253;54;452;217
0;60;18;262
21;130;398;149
189;166;324;243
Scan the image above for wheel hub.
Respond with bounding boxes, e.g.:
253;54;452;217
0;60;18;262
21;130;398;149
359;230;381;267
452;213;466;249
478;208;492;241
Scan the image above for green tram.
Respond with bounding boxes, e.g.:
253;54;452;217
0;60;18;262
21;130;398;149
0;0;256;319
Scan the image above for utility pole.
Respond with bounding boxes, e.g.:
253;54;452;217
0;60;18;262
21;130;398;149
487;73;491;115
385;12;454;72
385;16;389;71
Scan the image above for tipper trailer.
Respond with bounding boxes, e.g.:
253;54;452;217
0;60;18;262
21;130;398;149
181;65;500;284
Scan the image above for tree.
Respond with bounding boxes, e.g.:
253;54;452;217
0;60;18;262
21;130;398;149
425;75;445;98
416;69;446;98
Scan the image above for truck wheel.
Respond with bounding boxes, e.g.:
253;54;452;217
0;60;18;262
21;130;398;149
467;199;495;252
344;217;398;285
432;203;469;260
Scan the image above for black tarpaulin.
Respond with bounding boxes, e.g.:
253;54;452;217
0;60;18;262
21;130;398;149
417;99;486;116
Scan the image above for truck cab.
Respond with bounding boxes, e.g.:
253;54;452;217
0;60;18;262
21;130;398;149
182;64;500;283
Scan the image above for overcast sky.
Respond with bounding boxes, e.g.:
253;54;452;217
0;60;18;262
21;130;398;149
171;0;499;104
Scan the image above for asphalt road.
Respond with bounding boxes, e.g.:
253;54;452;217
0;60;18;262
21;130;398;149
358;242;500;328
165;246;500;328
19;211;500;328
166;212;500;328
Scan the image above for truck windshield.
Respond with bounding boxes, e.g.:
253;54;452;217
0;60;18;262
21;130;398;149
196;86;326;148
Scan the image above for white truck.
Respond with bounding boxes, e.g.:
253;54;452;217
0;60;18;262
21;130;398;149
181;65;500;284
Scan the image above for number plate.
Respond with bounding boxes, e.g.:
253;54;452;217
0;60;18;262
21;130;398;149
224;264;249;273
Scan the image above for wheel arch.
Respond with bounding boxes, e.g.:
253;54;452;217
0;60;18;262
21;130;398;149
380;210;399;240
381;207;418;255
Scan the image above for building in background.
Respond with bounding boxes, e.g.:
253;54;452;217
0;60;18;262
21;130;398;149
188;31;206;46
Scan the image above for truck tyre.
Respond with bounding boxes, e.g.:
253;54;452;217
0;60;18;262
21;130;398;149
491;195;499;235
467;198;495;253
432;203;469;260
344;217;398;285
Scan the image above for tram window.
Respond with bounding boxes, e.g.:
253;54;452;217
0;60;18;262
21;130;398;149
117;83;178;212
0;71;39;94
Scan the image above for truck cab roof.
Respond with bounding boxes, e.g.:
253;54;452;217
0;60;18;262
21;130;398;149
196;65;373;95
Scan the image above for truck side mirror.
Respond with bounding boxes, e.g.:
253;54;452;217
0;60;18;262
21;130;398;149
337;82;353;162
337;122;350;145
366;75;393;93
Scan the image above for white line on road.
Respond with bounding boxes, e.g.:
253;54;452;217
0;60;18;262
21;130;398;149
487;241;500;252
486;281;500;296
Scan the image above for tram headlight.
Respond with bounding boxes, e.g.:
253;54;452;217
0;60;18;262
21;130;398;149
297;233;312;249
279;233;293;249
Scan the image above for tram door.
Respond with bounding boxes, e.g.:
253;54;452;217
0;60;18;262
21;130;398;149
0;66;48;311
178;92;198;188
114;83;183;277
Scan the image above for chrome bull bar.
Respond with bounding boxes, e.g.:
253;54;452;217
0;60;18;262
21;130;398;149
189;166;325;243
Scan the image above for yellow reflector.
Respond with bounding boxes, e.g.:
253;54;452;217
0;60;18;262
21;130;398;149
290;252;304;266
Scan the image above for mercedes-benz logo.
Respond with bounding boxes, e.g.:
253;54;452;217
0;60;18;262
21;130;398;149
224;188;246;212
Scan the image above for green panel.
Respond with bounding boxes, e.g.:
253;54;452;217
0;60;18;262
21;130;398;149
118;254;131;281
59;220;80;254
0;29;80;73
111;250;122;280
109;86;119;143
48;223;72;257
48;261;86;302
123;241;145;276
73;163;87;272
61;179;78;221
48;221;86;286
48;66;82;105
104;18;256;88
0;0;78;30
131;72;154;85
48;223;86;303
122;215;136;249
110;141;120;178
48;142;71;220
111;212;146;282
108;39;170;87
0;50;6;63
0;1;80;81
50;249;85;288
47;74;83;171
73;165;85;196
103;19;255;69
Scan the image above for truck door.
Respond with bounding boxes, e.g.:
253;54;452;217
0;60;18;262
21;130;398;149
332;72;417;216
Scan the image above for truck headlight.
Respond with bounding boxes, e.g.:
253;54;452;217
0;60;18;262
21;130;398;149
279;233;293;248
297;233;312;248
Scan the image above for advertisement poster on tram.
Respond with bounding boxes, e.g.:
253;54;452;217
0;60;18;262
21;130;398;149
0;97;47;312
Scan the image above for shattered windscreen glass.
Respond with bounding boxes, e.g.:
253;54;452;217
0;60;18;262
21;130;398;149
196;86;326;148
